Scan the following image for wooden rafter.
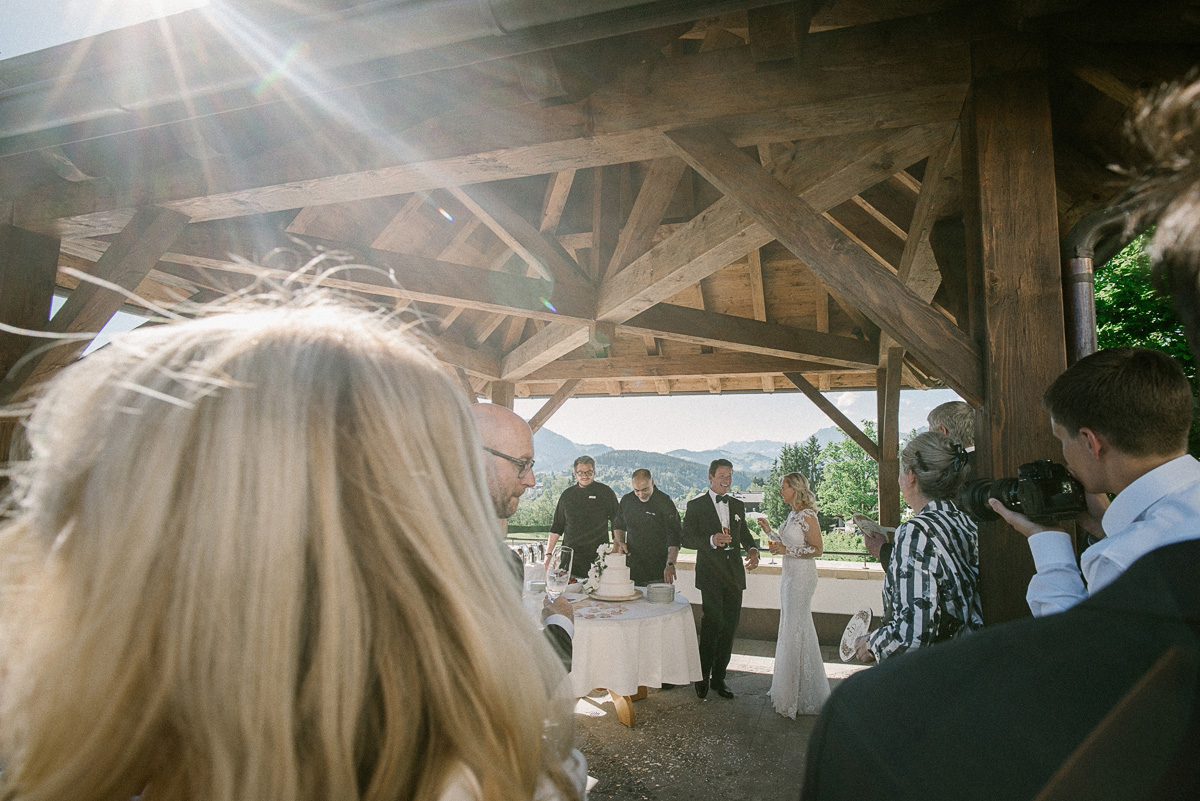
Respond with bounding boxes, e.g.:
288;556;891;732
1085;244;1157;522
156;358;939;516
607;157;689;276
528;379;582;433
524;352;839;381
13;18;972;239
0;206;190;404
783;372;880;461
666;124;983;405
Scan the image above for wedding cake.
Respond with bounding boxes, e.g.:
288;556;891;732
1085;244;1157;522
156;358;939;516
593;551;636;598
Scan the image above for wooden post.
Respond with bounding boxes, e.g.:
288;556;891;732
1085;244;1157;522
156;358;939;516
961;41;1067;624
877;346;903;526
0;225;60;461
490;380;515;410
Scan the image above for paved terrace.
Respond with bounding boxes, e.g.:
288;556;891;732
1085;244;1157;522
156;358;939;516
576;643;868;800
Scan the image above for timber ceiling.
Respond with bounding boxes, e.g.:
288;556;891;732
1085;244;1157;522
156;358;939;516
0;0;1197;406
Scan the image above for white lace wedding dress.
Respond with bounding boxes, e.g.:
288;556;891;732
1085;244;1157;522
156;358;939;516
768;507;831;718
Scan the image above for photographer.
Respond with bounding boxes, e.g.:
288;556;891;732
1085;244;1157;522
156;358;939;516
989;347;1200;617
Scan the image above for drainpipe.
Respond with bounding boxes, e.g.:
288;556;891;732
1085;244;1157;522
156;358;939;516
1061;205;1135;365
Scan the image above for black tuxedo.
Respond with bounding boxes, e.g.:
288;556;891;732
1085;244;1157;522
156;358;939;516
682;492;759;685
801;538;1200;801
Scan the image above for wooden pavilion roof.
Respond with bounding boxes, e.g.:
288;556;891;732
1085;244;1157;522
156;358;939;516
0;0;1196;412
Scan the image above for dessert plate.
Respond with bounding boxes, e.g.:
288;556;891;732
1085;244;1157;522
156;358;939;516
839;608;872;662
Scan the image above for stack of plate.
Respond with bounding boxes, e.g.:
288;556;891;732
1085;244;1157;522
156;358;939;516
646;583;675;604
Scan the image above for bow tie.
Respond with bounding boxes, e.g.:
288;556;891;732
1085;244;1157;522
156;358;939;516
715;494;731;504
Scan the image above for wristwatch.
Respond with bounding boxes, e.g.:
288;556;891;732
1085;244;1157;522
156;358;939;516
666;562;675;567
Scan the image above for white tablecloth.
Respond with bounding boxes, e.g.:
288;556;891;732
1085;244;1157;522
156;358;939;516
565;592;702;698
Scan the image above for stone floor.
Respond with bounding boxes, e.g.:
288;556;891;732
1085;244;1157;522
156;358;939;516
574;641;869;801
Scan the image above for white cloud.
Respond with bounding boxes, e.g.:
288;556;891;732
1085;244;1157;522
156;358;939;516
834;392;856;409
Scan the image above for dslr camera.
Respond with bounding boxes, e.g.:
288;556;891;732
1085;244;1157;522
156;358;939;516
957;459;1087;523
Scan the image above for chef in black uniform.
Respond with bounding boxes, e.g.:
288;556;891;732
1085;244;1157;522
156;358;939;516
546;455;619;580
613;469;683;585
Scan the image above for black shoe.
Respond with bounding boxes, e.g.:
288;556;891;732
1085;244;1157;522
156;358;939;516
710;681;734;699
694;680;709;699
661;683;677;690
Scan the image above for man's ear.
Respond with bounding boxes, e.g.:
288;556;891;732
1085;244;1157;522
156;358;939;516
1078;427;1107;460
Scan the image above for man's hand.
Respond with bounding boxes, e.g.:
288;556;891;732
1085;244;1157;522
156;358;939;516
988;498;1052;539
664;564;677;584
543;595;573;625
713;528;732;547
853;635;875;663
863;529;887;560
745;549;759;570
612;541;628;554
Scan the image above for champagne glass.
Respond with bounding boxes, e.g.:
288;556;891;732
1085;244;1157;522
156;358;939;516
546;545;573;600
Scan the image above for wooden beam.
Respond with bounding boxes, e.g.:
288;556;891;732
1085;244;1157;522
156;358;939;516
877;346;903;526
0;225;60;456
525;351;839;381
961;50;1067;624
490;380;515;410
665;124;984;405
878;125;962;363
0;207;190;405
527;379;582;433
597;122;953;324
499;321;590;381
608;157;689;276
747;2;816;70
119;233;597;324
423;333;501;380
784;372;880;461
540;170;576;234
15;17;972;237
747;247;768;322
590;165;622;282
453;367;479;404
621;303;878;368
473;313;507;346
448;182;592;292
0;226;60;376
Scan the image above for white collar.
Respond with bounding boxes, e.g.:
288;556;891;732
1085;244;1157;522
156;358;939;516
1103;455;1200;535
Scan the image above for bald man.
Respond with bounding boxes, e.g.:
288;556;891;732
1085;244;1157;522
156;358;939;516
471;403;538;519
469;403;573;667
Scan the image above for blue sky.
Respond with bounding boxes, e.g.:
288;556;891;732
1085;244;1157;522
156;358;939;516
515;387;961;452
1;0;208;59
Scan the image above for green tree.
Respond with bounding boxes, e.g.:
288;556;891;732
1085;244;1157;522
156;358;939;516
762;441;804;529
508;472;573;528
816;421;879;521
1094;233;1200;455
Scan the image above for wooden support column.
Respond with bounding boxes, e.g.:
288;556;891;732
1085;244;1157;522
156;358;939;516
961;42;1067;624
528;379;581;433
490;380;515;410
877;346;903;526
0;225;60;459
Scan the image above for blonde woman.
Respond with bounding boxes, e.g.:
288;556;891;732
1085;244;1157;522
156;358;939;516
758;472;830;717
853;431;983;663
0;299;583;801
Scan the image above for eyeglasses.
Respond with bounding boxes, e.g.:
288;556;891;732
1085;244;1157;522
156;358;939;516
575;469;595;477
483;447;535;478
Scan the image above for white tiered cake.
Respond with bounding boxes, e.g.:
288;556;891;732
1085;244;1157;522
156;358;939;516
594;551;637;599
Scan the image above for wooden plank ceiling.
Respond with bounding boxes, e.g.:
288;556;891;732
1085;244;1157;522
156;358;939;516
1;0;1197;402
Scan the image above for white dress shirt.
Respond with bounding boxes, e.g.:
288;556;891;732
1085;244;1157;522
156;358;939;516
708;488;730;548
1026;454;1200;617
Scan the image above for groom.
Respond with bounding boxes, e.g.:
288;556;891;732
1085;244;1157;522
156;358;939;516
682;459;759;699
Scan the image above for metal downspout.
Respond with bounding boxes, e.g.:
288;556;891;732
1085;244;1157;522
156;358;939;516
1061;204;1136;365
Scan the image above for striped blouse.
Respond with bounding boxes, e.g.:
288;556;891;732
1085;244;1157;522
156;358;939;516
867;499;983;661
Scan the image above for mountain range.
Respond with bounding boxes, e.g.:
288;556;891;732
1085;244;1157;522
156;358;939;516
531;426;845;476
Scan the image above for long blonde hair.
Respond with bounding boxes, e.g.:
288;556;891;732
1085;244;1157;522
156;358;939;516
0;299;575;801
781;472;817;512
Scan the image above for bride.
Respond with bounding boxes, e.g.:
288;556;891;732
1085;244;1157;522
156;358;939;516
759;472;831;718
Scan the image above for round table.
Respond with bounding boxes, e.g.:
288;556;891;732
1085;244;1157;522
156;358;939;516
565;591;702;726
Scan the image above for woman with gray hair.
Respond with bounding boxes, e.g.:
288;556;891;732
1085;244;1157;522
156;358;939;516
853;431;983;662
0;298;583;801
